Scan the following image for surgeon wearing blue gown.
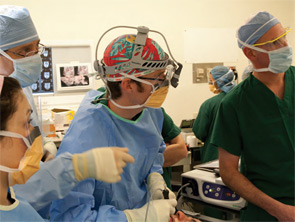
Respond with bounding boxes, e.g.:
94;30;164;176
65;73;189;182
50;32;180;221
211;11;294;221
0;6;134;221
0;76;134;221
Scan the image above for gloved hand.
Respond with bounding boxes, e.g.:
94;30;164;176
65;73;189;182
147;172;176;200
72;147;134;183
43;137;57;162
124;199;177;222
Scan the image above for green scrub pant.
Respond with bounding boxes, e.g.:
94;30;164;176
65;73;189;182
241;203;277;221
241;198;295;222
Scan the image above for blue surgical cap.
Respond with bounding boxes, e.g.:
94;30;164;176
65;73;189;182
237;11;279;48
211;66;235;93
0;5;39;50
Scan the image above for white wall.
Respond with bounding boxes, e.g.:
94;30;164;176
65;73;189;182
2;0;294;125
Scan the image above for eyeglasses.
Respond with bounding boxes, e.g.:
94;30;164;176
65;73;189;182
252;28;291;47
138;68;173;82
138;73;168;88
6;43;46;58
137;76;166;82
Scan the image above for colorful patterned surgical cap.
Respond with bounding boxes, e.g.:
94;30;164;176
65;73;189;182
103;34;166;79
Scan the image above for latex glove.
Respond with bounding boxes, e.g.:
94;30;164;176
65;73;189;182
42;138;57;162
147;172;176;200
42;152;55;162
72;147;134;183
124;199;177;222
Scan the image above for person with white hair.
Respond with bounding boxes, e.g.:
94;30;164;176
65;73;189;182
211;11;294;221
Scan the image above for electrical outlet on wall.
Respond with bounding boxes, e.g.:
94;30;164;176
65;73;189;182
197;68;204;77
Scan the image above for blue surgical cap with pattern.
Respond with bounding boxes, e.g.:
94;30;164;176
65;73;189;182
0;5;39;50
237;11;279;48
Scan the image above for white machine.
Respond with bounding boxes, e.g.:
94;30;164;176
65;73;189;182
181;168;246;211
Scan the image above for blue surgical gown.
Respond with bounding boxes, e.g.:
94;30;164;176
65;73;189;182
50;90;165;222
13;152;78;218
0;187;45;221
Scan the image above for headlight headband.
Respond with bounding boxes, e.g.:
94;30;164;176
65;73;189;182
93;26;182;88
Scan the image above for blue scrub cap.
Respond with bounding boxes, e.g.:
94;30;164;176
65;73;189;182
0;5;39;50
211;66;235;93
237;11;279;48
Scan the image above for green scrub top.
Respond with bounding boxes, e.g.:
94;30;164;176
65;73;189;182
211;66;295;221
193;92;231;219
192;92;226;163
161;107;182;189
96;89;181;189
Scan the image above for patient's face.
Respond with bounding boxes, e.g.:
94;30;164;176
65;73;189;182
170;211;200;222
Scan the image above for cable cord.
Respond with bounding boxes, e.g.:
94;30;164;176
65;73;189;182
176;183;190;201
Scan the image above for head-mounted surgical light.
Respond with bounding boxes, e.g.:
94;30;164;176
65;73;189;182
93;26;182;88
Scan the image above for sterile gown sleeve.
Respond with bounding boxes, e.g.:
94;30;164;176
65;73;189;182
13;152;78;218
51;179;129;222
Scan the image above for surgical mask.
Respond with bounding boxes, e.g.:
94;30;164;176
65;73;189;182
110;71;170;109
208;83;221;94
144;84;169;108
237;39;293;74
0;126;43;186
0;49;42;87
